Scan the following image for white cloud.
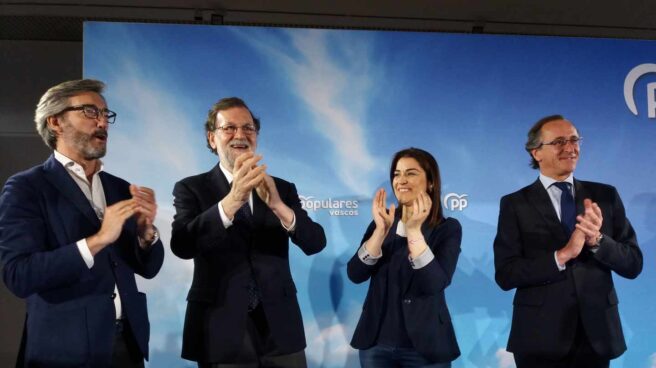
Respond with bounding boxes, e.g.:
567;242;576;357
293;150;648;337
305;321;356;368
233;28;382;195
302;304;363;368
136;204;193;294
495;349;516;368
97;55;207;354
136;205;194;356
100;53;206;304
105;58;205;186
650;352;656;368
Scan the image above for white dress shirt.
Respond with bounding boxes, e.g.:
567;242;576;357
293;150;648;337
54;150;122;319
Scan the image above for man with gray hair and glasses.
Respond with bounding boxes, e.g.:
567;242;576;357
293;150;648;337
493;114;642;368
0;79;164;367
171;97;326;368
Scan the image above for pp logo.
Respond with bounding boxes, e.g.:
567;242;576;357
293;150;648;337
443;193;468;211
624;63;656;118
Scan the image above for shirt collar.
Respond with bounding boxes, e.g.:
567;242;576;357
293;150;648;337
539;172;574;190
53;150;104;177
396;220;406;237
219;161;233;183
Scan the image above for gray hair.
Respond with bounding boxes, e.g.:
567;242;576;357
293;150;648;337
34;79;106;149
204;97;260;154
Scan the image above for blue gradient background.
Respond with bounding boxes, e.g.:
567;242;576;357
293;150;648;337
84;22;656;368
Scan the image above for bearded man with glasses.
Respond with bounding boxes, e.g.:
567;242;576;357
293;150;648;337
493;114;642;368
0;79;164;368
171;97;326;368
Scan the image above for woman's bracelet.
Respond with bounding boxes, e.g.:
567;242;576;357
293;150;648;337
408;238;423;246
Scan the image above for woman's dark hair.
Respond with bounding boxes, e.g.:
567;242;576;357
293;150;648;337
389;147;443;227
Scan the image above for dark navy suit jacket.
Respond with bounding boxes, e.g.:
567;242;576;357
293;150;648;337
0;155;164;367
170;163;326;363
494;179;642;359
347;217;462;363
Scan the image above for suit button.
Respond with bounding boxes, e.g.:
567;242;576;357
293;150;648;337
403;299;411;304
111;293;117;299
112;261;118;268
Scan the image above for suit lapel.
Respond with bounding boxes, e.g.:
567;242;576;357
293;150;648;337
42;155;100;227
207;163;267;224
207;163;232;204
524;179;567;240
573;179;587;218
99;172;122;206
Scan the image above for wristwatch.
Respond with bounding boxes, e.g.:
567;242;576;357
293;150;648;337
593;233;604;247
142;226;160;245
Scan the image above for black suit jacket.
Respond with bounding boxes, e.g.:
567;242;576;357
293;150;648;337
347;217;462;363
170;163;326;363
493;178;642;359
0;155;164;367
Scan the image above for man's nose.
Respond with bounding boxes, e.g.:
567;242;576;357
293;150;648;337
96;115;108;128
562;140;577;151
233;126;247;138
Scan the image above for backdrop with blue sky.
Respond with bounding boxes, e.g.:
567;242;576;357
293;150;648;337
84;22;656;368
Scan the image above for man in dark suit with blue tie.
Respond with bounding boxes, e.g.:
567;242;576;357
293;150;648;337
170;97;326;367
0;79;164;367
493;115;642;368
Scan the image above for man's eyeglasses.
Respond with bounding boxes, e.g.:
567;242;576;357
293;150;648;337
60;105;117;124
540;137;582;148
216;124;259;136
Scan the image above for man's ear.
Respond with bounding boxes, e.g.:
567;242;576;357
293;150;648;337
207;130;217;150
531;148;541;164
47;115;63;136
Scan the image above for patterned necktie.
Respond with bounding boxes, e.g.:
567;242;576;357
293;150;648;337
235;201;253;226
553;182;575;235
236;202;260;310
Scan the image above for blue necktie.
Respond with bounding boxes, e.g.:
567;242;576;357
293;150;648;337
236;202;260;310
553;182;576;235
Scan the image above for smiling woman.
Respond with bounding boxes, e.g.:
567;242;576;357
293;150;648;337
347;147;462;368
